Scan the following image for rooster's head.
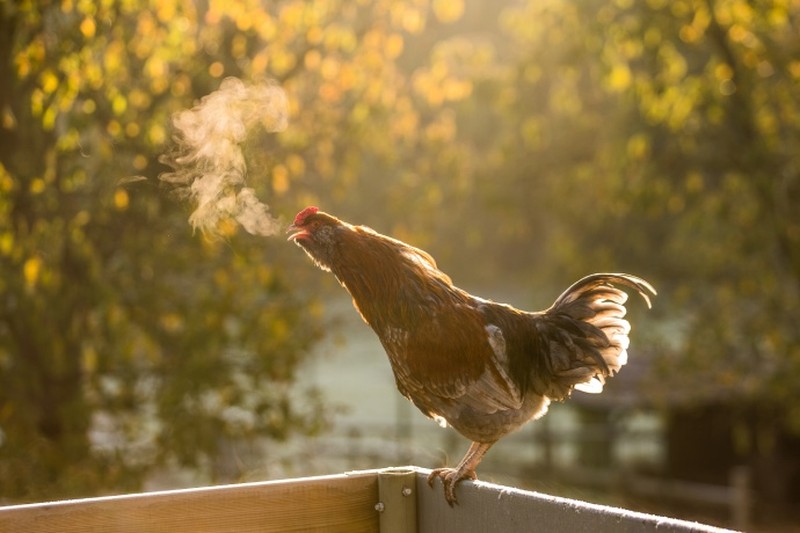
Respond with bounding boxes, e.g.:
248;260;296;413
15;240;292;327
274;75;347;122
287;206;344;271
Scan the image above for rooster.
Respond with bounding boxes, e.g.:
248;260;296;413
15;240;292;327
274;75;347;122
288;206;655;505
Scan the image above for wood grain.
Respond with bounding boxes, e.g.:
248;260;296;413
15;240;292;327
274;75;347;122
0;471;379;533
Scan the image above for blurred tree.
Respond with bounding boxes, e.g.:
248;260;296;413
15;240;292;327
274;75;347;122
477;0;800;502
450;0;800;512
492;0;800;408
0;0;469;501
0;0;326;500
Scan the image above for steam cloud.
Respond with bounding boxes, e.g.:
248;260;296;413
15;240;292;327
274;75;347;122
160;77;288;236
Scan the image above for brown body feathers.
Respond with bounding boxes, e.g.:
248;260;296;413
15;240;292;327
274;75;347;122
289;207;655;504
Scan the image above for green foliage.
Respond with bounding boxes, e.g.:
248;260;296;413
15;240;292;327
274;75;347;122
476;0;800;412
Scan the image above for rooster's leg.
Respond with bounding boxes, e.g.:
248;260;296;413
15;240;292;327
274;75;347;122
427;441;494;506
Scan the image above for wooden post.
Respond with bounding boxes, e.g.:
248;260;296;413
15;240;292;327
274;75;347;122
376;468;417;533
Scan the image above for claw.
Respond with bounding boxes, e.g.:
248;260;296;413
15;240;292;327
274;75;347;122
427;467;477;506
428;441;492;506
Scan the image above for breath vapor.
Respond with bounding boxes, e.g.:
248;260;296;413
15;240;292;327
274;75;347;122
160;77;288;236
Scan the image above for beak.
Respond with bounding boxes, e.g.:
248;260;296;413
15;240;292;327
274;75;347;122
286;224;309;242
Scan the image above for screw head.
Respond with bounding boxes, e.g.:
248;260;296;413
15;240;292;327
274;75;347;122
374;502;385;513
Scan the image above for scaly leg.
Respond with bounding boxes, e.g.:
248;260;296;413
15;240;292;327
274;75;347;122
427;441;494;506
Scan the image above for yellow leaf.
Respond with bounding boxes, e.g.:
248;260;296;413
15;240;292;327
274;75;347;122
30;178;45;194
107;119;122;137
304;49;321;71
432;0;464;24
396;5;424;33
129;89;151;109
714;62;734;81
608;64;632;91
252;50;270;74
443;78;471;101
386;33;404;59
685;172;704;194
145;56;167;78
125;122;140;137
15;54;31;78
23;256;42;289
156;1;175;22
148;123;166;145
42;106;57;130
209;61;224;78
306;26;323;45
31;89;44;116
0;232;13;256
320;57;339;80
133;154;148;170
80;16;96;38
231;34;247;59
170;76;190;98
103;40;125;73
114;188;129;210
270;50;296;77
112;94;127;115
272;164;289;194
73;210;91;226
788;61;800;80
82;346;98;373
81;99;96;114
160;313;184;333
149;72;170;92
41;70;59;94
286;154;305;176
627;134;650;159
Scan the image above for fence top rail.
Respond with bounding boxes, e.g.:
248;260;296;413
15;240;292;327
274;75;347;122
0;466;737;533
0;469;380;533
0;469;376;511
412;467;738;533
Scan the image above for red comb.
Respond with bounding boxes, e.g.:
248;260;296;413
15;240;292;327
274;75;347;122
294;206;319;225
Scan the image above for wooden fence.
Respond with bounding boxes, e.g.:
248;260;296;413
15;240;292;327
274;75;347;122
0;467;737;533
315;419;752;530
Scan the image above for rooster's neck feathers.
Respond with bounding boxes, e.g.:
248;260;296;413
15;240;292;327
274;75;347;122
329;224;456;326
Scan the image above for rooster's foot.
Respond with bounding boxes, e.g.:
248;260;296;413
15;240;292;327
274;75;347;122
427;467;477;506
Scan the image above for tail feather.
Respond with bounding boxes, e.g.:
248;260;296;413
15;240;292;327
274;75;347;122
552;273;655;310
541;273;655;397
